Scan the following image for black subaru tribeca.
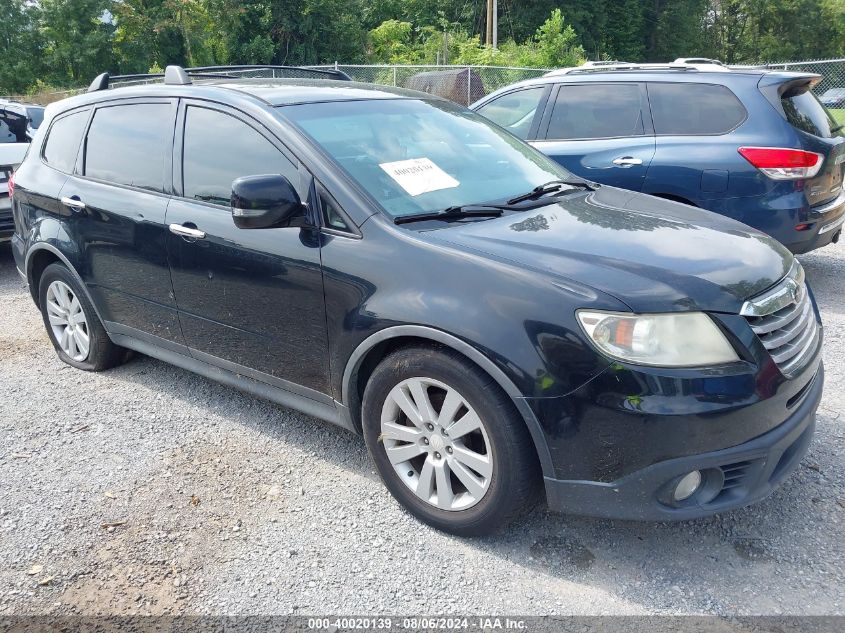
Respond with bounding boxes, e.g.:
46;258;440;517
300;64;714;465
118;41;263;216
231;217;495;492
9;66;823;535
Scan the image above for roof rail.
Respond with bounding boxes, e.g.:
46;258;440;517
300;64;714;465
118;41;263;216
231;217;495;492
580;60;634;67
544;60;735;77
187;65;353;81
674;57;725;66
545;63;698;76
86;64;353;93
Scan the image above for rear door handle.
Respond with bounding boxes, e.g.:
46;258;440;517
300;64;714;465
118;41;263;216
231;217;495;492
169;223;206;239
612;156;643;167
60;196;86;210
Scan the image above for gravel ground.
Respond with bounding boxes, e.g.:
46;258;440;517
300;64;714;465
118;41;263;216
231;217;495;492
0;240;843;617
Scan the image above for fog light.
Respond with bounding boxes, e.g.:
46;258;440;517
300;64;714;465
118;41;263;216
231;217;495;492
673;470;703;501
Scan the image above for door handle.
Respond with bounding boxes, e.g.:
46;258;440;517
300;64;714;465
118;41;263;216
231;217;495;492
60;196;86;210
612;156;643;167
169;223;206;239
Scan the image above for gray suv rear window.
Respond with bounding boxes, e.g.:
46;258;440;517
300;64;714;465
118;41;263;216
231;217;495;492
648;83;746;135
42;109;89;174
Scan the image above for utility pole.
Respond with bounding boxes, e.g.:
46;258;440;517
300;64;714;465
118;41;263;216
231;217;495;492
485;0;498;48
492;0;497;48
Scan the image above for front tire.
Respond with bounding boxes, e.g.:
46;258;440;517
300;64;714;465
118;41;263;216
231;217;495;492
362;346;540;536
38;263;127;371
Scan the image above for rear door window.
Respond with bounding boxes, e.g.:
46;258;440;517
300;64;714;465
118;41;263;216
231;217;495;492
475;87;545;139
42;109;90;174
648;83;746;135
545;83;646;140
781;91;837;138
181;106;299;206
84;103;172;192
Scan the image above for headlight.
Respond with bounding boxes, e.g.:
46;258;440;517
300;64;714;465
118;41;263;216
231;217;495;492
576;310;739;367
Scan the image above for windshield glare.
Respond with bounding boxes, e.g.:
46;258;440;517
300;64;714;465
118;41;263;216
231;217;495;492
281;99;570;218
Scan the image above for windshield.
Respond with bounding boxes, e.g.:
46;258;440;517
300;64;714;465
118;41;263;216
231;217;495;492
26;107;45;129
281;98;570;218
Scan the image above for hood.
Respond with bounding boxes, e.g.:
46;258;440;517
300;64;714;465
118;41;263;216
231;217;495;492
429;186;792;313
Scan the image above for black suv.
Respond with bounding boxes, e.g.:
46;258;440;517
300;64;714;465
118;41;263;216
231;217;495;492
10;66;823;535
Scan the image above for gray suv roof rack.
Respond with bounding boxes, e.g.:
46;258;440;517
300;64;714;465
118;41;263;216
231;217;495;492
544;58;773;78
545;62;705;77
87;64;352;92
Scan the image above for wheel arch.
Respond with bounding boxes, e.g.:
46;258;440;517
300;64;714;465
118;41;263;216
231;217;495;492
341;325;556;478
24;243;105;325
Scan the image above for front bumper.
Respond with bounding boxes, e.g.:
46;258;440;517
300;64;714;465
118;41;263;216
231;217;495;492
544;364;823;521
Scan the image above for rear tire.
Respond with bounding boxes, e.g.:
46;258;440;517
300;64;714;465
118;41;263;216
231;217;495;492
362;345;540;536
38;263;128;371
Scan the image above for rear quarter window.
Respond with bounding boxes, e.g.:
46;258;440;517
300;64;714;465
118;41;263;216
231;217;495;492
476;87;545;140
648;83;746;135
42;109;90;174
781;91;837;138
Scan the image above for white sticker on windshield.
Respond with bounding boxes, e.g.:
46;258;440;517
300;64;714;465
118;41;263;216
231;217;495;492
379;158;459;197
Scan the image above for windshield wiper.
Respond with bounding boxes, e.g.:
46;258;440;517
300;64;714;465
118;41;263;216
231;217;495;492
393;179;598;225
394;205;504;225
506;179;596;205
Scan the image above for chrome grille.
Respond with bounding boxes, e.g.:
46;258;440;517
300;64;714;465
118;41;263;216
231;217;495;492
742;261;819;377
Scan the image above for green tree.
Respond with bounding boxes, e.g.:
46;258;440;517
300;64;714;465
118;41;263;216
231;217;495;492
603;0;646;61
526;8;585;68
112;0;191;73
0;0;45;94
41;0;116;86
649;0;710;61
205;0;273;65
369;19;415;63
269;0;367;64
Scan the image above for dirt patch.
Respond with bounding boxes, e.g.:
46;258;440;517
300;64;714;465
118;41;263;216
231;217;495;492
530;536;596;571
733;538;776;562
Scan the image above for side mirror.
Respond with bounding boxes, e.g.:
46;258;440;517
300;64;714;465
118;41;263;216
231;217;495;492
231;174;305;229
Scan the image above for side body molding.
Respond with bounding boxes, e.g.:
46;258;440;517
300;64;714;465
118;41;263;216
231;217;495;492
341;325;556;478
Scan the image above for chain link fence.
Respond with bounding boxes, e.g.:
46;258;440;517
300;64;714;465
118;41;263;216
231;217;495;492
12;59;845;110
306;65;550;106
764;58;845;95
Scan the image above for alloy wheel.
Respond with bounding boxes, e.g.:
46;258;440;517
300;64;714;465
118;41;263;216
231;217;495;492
45;280;90;362
380;377;492;511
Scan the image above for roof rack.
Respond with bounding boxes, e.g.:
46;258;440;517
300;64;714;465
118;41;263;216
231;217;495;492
544;59;740;77
580;60;633;67
87;64;352;92
673;57;725;66
545;63;700;76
